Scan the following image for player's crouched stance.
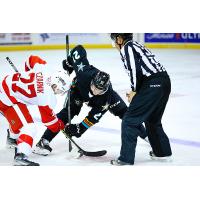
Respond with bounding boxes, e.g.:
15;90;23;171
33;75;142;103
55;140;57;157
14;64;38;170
33;45;148;157
0;55;70;166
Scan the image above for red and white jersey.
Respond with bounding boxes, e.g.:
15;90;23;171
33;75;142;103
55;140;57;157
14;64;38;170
0;55;65;133
0;65;56;108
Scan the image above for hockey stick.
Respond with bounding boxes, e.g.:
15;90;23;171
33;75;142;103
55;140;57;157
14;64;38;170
65;35;73;152
6;57;19;72
63;36;107;157
62;130;107;157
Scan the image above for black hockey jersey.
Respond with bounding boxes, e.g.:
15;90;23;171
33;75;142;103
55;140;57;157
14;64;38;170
66;45;114;124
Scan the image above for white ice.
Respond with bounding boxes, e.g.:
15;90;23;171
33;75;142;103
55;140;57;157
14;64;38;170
0;48;200;166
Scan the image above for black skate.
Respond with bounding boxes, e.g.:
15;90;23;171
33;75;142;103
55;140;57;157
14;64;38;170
149;151;172;162
14;149;39;166
110;159;132;166
33;138;52;156
6;129;17;149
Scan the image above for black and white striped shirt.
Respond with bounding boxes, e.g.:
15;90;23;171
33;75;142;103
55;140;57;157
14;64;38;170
120;40;166;91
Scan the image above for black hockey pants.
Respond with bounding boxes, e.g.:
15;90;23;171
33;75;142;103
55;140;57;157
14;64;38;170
119;72;172;164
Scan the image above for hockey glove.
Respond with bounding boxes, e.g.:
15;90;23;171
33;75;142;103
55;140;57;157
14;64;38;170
64;123;87;138
62;59;74;75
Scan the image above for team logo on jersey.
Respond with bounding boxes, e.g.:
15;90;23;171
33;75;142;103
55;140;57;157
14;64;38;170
102;102;110;111
77;62;85;72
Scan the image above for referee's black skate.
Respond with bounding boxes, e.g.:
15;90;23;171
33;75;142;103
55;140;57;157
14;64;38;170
110;159;132;166
149;151;172;162
33;138;52;156
14;149;39;166
6;129;17;149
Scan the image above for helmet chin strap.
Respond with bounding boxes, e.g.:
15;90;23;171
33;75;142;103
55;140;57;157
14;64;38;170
118;44;123;49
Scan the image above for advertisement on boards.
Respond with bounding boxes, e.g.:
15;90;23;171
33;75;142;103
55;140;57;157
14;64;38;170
145;33;200;43
0;33;32;45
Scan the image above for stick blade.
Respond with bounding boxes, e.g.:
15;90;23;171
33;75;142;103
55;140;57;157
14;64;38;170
83;150;107;157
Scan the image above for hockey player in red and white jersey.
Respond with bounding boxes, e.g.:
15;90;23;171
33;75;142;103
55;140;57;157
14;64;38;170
0;55;70;166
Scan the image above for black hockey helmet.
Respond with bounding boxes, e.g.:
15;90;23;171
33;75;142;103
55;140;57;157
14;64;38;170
110;33;133;41
91;71;110;93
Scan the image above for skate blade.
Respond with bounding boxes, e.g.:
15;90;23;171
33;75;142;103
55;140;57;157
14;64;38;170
150;156;172;162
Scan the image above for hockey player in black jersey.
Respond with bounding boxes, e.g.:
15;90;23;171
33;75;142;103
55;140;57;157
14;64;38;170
110;33;172;165
33;45;148;156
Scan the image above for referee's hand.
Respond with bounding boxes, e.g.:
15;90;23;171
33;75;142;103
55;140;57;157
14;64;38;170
126;91;136;103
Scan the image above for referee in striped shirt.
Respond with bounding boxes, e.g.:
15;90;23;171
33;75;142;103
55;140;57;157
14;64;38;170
110;33;172;165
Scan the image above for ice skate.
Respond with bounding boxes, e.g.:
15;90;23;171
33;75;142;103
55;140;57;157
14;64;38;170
33;138;52;156
149;151;172;162
110;159;132;166
14;149;39;166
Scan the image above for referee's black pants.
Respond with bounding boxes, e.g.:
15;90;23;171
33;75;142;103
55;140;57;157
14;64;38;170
119;72;172;164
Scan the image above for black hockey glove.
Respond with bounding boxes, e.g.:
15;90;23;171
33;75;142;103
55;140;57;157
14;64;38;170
62;59;74;75
64;123;87;138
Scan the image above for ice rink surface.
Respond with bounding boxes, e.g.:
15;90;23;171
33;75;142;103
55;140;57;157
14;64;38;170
0;48;200;166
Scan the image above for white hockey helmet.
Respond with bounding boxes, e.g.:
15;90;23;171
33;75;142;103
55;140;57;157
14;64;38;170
49;70;70;95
